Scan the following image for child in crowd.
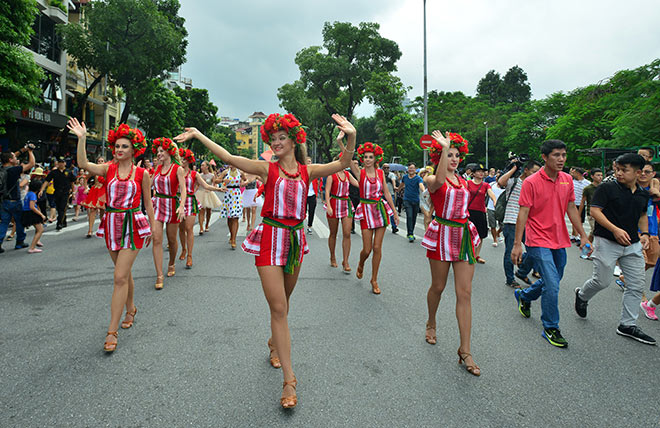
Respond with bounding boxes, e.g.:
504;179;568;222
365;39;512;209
73;175;87;221
22;180;46;253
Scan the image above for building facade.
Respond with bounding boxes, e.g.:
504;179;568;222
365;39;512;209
234;112;266;159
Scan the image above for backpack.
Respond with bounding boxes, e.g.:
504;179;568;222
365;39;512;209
0;166;9;202
494;178;518;223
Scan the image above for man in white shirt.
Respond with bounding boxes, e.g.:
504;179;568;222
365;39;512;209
487;179;505;246
570;167;590;242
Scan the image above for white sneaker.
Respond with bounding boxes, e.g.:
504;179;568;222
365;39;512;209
492;242;498;247
613;266;622;276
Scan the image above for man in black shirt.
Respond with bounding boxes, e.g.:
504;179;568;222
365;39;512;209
575;153;655;345
40;157;74;231
0;146;36;252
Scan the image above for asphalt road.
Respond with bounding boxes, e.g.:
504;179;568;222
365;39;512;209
1;208;659;427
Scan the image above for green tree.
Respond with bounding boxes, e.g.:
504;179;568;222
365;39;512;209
501;65;531;105
0;0;45;133
59;0;187;123
208;125;238;159
476;70;502;106
294;21;401;119
130;79;183;139
173;86;218;154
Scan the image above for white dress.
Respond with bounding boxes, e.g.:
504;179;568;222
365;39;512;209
195;172;222;209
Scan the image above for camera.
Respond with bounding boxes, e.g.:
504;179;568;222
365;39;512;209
503;152;530;178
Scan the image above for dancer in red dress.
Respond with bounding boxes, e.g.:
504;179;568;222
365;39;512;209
351;142;399;294
421;131;481;376
81;156;107;238
177;148;222;268
176;112;356;409
151;137;186;289
69;118;155;353
325;134;359;273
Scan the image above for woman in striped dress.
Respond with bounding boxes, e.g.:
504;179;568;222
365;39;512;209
69;118;155;353
325;135;359;272
175;112;356;409
151;137;187;289
177;148;222;268
351;142;399;294
421;131;481;376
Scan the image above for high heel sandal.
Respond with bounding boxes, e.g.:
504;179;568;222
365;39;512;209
330;259;338;268
121;306;137;329
179;249;186;260
185;255;193;269
280;377;297;409
342;262;351;274
425;323;436;345
457;349;481;377
370;280;381;295
167;264;176;277
104;331;118;353
267;338;281;368
356;263;364;279
231;239;236;250
155;275;164;290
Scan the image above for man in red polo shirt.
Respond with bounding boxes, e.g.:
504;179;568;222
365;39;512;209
511;139;591;348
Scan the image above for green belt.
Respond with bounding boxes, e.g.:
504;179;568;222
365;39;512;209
105;206;140;250
188;194;199;215
262;217;304;274
359;198;389;227
434;216;477;264
330;194;353;217
155;192;180;211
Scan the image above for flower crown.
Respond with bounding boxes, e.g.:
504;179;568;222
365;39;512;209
107;124;147;158
260;113;307;145
152;137;178;157
178;148;196;165
357;142;384;164
428;132;469;165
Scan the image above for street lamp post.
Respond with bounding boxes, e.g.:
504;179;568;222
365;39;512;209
423;0;428;166
484;121;488;170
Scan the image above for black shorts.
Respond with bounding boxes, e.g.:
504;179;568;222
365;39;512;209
468;209;488;240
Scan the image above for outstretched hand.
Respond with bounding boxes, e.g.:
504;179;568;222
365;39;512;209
431;130;450;149
67;118;87;139
335;131;346;150
174;127;199;144
331;114;356;137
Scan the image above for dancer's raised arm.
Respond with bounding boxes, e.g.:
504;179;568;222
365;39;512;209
425;130;450;193
307;114;357;181
70;118;108;177
174;128;269;182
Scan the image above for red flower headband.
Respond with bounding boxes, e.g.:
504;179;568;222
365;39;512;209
428;132;469;165
152;137;178;157
107;124;147;158
356;142;384;164
260;113;307;145
178;148;196;165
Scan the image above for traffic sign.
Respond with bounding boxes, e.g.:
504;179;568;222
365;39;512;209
419;134;435;149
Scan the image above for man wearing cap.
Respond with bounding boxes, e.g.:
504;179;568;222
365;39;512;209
40;157;74;231
0;145;36;253
396;162;425;242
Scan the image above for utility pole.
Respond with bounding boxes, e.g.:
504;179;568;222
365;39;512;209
423;0;428;166
484;121;489;169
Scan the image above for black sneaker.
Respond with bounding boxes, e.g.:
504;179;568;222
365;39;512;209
392;227;399;234
14;242;28;250
514;288;530;318
574;288;588;318
616;325;657;345
505;280;520;288
543;327;568;348
0;246;4;254
515;272;532;285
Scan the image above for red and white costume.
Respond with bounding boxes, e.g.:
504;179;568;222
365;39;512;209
96;163;151;251
242;162;310;270
326;170;352;219
354;169;394;230
183;170;201;217
421;176;480;262
152;163;182;224
81;175;106;209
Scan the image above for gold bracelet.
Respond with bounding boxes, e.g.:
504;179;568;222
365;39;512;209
344;149;355;154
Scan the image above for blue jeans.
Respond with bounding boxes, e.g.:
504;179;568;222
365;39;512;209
502;223;534;283
403;200;419;236
519;247;567;329
0;200;26;244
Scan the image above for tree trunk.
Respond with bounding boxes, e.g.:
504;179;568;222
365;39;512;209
119;98;131;124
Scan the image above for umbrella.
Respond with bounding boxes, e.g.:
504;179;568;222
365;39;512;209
388;163;406;172
259;149;274;161
209;159;217;167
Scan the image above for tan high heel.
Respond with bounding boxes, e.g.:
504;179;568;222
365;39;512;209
178;249;186;260
425;323;436;345
370;280;381;295
185;255;193;269
330;259;338;268
104;331;118;353
155;275;164;290
458;349;481;377
280;377;297;409
356;263;364;279
267;338;281;368
342;262;351;274
167;264;176;277
121;306;137;329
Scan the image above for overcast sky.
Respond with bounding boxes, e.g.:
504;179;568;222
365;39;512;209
178;0;660;121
